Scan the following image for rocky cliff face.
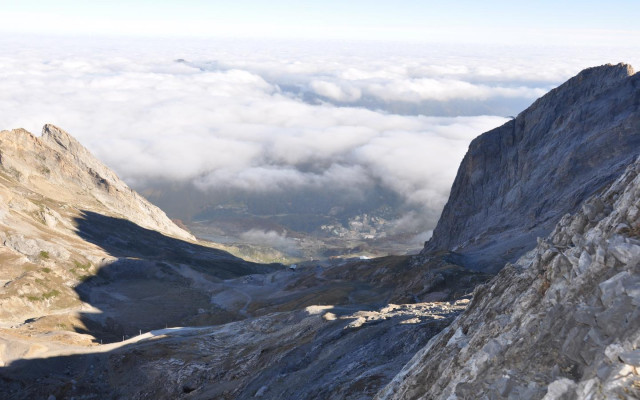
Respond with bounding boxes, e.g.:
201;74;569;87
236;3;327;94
421;63;640;273
377;156;640;399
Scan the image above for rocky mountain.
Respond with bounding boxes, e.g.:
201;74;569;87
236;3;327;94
0;125;280;344
377;153;640;400
0;124;194;241
0;125;485;399
0;63;638;400
421;63;640;273
375;63;640;399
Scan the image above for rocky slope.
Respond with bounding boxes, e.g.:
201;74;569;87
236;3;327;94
0;298;470;399
0;125;484;399
377;157;640;399
0;124;194;241
1;63;638;400
0;125;280;344
421;63;640;273
0;247;487;399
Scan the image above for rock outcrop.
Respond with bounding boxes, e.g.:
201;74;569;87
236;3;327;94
377;157;640;399
421;63;640;273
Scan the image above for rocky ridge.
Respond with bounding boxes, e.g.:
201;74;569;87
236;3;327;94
421;63;640;273
0;125;279;345
377;156;640;399
0;124;193;240
1;63;638;400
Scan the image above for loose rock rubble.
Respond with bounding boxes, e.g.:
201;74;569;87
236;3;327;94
377;158;640;400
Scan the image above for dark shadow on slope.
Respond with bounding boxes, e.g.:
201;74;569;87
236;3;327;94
0;253;490;399
67;211;283;342
0;212;491;399
74;210;281;278
0;305;457;400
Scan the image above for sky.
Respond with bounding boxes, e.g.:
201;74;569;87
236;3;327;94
1;1;640;45
0;1;639;248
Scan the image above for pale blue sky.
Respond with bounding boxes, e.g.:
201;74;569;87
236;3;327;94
1;0;639;44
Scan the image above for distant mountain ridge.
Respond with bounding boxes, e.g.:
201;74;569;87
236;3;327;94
420;63;640;273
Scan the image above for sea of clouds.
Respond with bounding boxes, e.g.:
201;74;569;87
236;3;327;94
1;35;638;246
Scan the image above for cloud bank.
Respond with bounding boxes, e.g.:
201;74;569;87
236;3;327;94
2;36;637;244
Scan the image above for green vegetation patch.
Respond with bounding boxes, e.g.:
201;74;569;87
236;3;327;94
71;260;93;281
73;260;91;270
25;289;61;302
42;289;60;299
39;251;50;259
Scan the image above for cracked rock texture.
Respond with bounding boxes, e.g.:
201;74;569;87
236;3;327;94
421;63;640;273
377;157;640;399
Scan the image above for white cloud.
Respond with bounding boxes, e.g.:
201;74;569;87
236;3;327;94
1;36;638;238
239;229;300;255
309;80;362;102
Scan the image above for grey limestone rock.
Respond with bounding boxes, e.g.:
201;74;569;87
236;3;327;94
377;157;640;400
421;63;640;273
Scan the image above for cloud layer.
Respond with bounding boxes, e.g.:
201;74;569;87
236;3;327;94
2;36;638;243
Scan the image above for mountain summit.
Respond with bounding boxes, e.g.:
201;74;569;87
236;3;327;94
421;63;640;273
1;124;194;241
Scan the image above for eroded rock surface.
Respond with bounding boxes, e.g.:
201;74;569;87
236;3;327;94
377;157;640;399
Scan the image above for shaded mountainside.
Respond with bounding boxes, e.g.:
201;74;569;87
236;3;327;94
421;63;640;273
377;156;640;400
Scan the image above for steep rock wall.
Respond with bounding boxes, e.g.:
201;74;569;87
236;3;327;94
421;63;640;273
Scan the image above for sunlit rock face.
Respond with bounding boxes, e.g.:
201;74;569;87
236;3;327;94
378;157;640;400
0;124;194;241
420;63;640;273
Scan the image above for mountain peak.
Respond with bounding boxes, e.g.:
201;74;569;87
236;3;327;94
1;125;195;241
581;62;634;77
41;123;80;153
420;62;640;272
